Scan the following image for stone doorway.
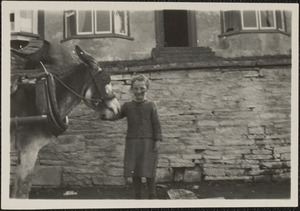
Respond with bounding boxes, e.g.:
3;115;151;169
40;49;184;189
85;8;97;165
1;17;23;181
155;10;197;48
163;10;189;47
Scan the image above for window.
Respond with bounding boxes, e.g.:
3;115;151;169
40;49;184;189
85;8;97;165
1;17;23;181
259;10;276;29
221;10;287;35
10;10;38;35
276;10;286;31
77;10;93;34
241;10;259;29
95;10;112;34
64;10;130;39
223;11;241;33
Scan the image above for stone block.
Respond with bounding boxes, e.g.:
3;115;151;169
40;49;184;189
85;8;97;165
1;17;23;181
272;173;290;181
280;153;290;161
248;126;265;135
203;155;223;160
39;160;66;165
204;176;252;181
62;174;93;186
167;189;198;199
251;149;273;155
274;146;290;154
203;168;226;176
156;168;173;182
183;169;202;182
181;154;202;160
260;161;282;169
63;166;105;174
160;144;186;154
157;157;170;168
265;125;276;135
92;176;125;185
248;169;266;176
253;175;271;182
282;161;291;168
32;166;62;186
244;154;274;160
222;154;243;160
107;168;124;177
173;168;185;182
224;169;244;177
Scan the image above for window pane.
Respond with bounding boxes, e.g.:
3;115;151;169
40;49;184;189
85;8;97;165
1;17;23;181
95;11;111;32
114;11;127;35
242;11;257;28
65;11;75;38
78;10;93;33
260;11;275;28
20;10;33;33
10;13;15;31
223;11;241;32
276;10;285;31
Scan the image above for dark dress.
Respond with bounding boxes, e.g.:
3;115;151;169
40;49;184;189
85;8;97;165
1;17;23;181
120;99;162;178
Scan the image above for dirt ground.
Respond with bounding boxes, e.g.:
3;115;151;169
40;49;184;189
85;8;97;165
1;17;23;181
29;180;290;200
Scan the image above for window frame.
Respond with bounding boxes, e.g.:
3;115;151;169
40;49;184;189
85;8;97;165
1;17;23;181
94;10;113;34
220;9;289;37
258;10;276;30
241;10;259;30
277;10;286;32
76;10;94;35
64;10;75;39
62;10;132;42
113;10;128;36
11;10;38;34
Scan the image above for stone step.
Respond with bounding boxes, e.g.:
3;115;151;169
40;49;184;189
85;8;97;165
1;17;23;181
155;57;215;63
153;51;215;58
153;47;212;53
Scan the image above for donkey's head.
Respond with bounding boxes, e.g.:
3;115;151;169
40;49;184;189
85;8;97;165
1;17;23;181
75;45;120;119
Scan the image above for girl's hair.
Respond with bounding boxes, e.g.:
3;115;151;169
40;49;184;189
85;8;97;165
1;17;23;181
131;74;150;89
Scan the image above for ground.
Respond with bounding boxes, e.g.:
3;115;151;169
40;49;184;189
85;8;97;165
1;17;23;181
29;180;290;200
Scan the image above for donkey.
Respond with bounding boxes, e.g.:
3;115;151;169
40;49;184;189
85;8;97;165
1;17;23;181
10;45;121;198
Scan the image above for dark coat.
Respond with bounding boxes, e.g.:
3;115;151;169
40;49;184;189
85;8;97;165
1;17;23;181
120;99;162;178
120;100;162;140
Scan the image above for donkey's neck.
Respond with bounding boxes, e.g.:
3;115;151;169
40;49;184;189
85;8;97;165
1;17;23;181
55;65;92;116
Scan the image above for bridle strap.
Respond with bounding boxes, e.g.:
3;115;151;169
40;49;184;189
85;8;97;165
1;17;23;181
51;73;101;102
88;68;103;101
39;62;115;107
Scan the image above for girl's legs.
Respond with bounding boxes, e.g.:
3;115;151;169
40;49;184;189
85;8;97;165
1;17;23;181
146;177;156;199
132;176;142;199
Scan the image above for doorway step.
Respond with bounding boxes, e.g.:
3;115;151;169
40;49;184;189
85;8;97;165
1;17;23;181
151;47;217;64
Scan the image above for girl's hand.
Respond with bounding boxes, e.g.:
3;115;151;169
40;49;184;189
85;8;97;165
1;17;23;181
154;140;161;151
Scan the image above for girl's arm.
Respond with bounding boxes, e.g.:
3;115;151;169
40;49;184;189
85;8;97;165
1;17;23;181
101;103;126;121
151;102;162;141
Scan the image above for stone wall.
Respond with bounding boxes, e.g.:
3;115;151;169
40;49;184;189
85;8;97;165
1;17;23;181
27;61;291;187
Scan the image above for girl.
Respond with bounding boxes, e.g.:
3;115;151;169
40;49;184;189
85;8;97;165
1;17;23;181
103;74;162;199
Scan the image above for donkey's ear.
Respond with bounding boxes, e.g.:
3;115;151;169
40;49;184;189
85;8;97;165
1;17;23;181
75;45;101;71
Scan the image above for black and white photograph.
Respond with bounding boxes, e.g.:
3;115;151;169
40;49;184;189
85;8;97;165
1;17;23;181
1;1;298;209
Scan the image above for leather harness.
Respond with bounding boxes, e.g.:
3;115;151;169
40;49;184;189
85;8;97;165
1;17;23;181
35;73;68;136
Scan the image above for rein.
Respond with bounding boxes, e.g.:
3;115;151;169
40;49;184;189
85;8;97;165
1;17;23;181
51;73;101;102
40;62;113;103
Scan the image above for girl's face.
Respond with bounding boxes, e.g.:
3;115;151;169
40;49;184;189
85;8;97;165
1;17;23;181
132;80;148;102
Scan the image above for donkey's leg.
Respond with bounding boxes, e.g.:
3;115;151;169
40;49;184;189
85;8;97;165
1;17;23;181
12;130;51;198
